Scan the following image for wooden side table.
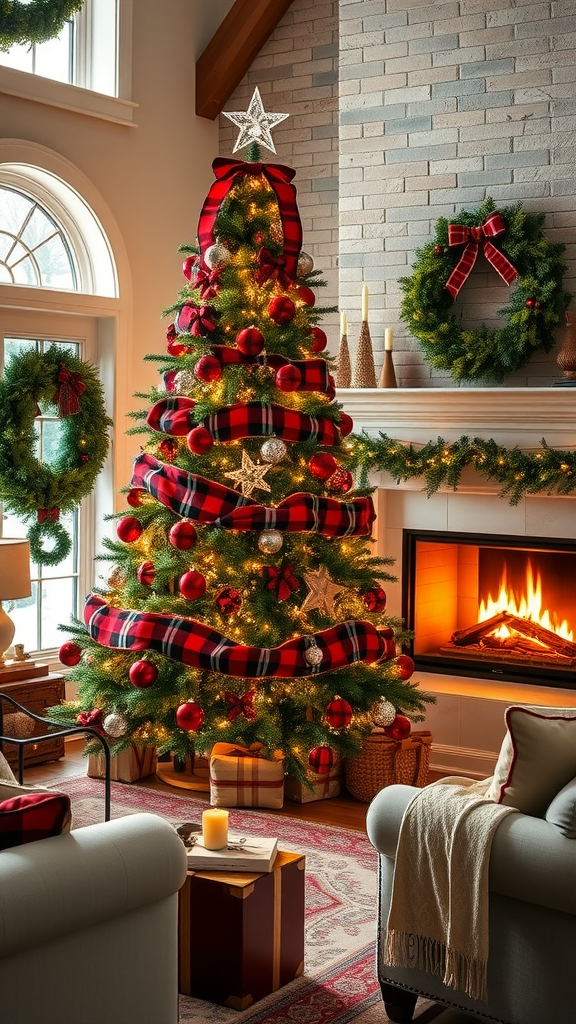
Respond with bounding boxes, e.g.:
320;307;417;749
178;850;305;1009
0;669;66;769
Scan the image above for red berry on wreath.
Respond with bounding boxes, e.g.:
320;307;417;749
310;326;327;352
169;521;197;549
215;586;242;616
129;660;158;688
176;701;204;732
116;516;143;543
325;696;353;730
327;468;354;494
236;326;265;356
59;641;82;667
296;285;315;307
268;295;295;324
434;244;442;255
395;654;415;680
126;488;145;508
158;438;179;461
384;714;412;740
339;412;354;437
186;426;213;455
194;355;222;383
309;452;338;481
308;745;335;775
179;569;207;601
526;298;535;309
275;364;301;392
535;300;541;308
364;586;387;613
137;560;155;587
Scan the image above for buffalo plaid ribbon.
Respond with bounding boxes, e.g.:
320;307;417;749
198;158;302;279
131;453;374;538
210;345;333;395
147;397;341;446
445;211;518;298
84;594;388;677
53;363;86;417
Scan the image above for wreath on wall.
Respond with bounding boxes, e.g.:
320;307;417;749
0;346;111;565
0;0;84;51
399;198;571;384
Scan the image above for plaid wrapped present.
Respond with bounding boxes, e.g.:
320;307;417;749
284;756;342;804
209;742;285;809
87;743;157;783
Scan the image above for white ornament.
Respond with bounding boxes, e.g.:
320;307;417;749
261;438;287;464
205;242;231;270
103;711;129;738
304;638;324;667
258;529;283;554
223;86;289;155
297;251;314;277
371;699;397;728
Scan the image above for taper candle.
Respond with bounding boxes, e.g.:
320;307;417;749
385;328;394;351
340;311;347;336
202;807;229;850
361;285;369;322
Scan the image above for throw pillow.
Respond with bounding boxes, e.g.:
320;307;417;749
546;776;576;839
0;790;71;851
487;705;576;817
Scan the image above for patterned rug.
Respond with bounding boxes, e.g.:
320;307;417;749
57;776;450;1024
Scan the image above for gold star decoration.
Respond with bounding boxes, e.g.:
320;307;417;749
225;449;273;498
301;565;347;617
222;86;289;154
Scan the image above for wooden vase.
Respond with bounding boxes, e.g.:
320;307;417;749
378;350;397;388
557;310;576;382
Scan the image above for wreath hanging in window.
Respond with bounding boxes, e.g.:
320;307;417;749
0;0;84;51
0;346;111;566
399;197;571;384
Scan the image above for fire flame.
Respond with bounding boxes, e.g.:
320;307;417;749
478;559;573;641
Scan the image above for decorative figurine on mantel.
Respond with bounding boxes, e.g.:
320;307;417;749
554;309;576;387
334;311;351;388
378;328;398;389
351;285;377;387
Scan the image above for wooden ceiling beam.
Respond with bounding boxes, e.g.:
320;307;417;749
196;0;295;120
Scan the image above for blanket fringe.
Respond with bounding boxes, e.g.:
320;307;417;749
385;930;487;1004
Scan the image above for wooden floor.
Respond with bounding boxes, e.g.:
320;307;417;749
22;739;447;831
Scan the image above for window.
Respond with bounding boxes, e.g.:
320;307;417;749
0;185;77;289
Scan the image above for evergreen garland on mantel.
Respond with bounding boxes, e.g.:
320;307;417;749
348;432;576;506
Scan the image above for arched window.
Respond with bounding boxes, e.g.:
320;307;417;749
0;185;77;289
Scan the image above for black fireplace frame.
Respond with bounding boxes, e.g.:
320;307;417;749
402;528;576;689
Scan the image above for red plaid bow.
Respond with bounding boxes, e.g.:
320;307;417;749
262;563;300;602
254;248;292;289
37;507;60;524
193;267;220;301
76;708;104;730
445;212;518;298
53;363;86;417
198;157;302;279
176;302;217;337
225;690;257;721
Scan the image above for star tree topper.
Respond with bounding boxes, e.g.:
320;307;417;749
225;450;272;498
301;565;347;617
223;86;289;154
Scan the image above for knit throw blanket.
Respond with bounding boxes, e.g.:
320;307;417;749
385;776;516;1003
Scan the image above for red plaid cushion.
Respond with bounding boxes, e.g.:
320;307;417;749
0;791;71;851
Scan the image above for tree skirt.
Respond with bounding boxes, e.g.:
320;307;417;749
56;777;443;1024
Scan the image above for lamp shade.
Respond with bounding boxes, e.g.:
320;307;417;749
0;539;32;601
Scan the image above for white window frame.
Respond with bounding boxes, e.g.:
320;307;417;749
0;0;136;127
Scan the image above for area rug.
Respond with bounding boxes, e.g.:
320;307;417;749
57;776;445;1024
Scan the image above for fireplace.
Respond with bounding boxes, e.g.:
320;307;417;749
403;530;576;689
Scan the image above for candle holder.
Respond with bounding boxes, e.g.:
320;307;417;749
335;331;351;388
378;350;397;389
554;309;576;387
351;322;377;388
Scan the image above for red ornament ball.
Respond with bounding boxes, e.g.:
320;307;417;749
308;745;335;775
169;521;197;549
364;586;387;614
137;560;156;587
385;714;412;740
182;255;197;281
186;426;213;455
325;697;353;730
396;654;415;680
59;641;82;667
167;336;191;358
215;586;242;616
296;285;315;307
275;364;302;392
194;355;222;383
327;467;354;494
126;488;145;508
268;295;296;324
339;412;354;437
310;326;327;352
116;516;143;543
309;452;338;481
80;454;89;464
179;569;207;601
129;660;158;688
176;701;204;732
158;438;179;462
236;326;265;356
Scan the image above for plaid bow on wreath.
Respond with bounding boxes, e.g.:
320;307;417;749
53;363;86;417
444;211;518;298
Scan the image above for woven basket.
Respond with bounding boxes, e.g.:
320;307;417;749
344;730;432;803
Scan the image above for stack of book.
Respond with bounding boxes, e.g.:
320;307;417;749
177;825;279;872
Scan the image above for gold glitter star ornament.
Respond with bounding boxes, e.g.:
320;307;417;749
222;86;289;154
225;449;272;498
301;566;347;617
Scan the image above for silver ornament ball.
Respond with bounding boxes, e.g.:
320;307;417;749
371;699;397;728
173;369;197;396
257;529;283;554
204;242;231;270
261;438;287;464
304;641;324;667
297;251;314;277
103;711;129;738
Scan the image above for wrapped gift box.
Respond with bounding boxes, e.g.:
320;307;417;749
179;850;305;1008
87;743;157;783
209;742;285;809
284;757;342;804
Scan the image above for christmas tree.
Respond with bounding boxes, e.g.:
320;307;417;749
53;91;431;787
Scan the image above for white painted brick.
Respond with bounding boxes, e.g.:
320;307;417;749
459;26;514;47
457;138;511;157
384;84;431;104
408;66;459;86
430;155;484;173
434;109;486;128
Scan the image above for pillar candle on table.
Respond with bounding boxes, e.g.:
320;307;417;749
202;807;229;849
